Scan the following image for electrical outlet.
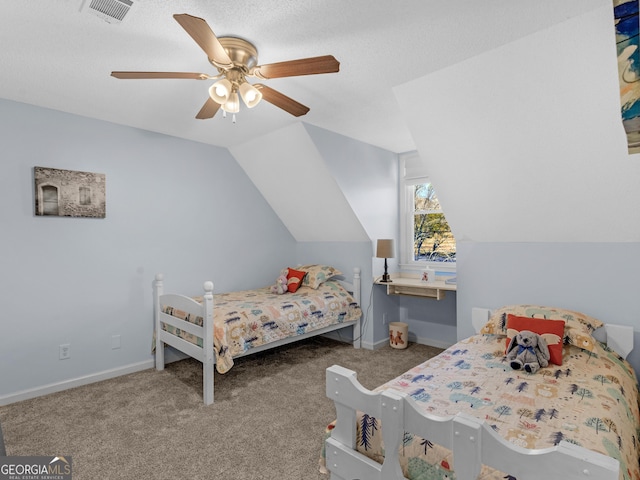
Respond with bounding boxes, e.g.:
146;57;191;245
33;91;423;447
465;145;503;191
111;335;121;350
59;344;71;360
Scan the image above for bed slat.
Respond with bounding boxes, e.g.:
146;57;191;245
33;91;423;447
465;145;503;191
326;437;388;480
158;330;205;362
158;312;204;338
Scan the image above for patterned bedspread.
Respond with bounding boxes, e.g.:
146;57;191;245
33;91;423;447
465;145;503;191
162;279;361;374
325;335;640;480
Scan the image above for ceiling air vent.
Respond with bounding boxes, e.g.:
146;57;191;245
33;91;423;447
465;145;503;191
80;0;133;24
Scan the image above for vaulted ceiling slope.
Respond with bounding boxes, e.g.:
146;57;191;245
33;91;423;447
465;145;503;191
229;123;369;242
395;5;640;243
0;1;609;154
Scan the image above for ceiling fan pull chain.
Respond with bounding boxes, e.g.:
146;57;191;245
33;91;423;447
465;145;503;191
232;114;237;124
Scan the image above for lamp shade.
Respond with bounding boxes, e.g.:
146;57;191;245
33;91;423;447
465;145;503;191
221;91;240;113
376;239;394;259
209;78;232;104
239;82;262;108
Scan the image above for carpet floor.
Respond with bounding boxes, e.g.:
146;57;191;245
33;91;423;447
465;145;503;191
0;338;443;480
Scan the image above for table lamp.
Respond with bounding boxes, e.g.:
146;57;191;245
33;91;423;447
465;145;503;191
376;239;394;283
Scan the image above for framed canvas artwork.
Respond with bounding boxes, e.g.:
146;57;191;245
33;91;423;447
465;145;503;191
34;167;106;218
613;0;640;153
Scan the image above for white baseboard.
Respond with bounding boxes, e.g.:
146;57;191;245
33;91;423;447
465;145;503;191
363;338;390;350
0;335;452;406
0;359;155;406
413;335;454;350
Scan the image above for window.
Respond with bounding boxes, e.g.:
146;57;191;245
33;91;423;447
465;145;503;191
411;183;455;262
400;152;456;270
79;186;91;205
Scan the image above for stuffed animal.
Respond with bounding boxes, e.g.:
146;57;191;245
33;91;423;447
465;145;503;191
270;269;288;295
506;330;550;374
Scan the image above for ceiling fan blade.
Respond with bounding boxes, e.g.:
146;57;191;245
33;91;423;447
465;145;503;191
255;84;310;117
252;55;339;79
196;97;221;119
173;14;233;68
111;71;210;80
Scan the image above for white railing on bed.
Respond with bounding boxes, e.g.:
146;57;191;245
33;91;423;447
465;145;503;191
154;274;216;404
154;268;362;405
325;364;619;480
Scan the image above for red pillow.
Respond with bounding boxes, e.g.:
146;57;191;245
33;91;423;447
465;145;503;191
286;268;306;293
505;314;565;366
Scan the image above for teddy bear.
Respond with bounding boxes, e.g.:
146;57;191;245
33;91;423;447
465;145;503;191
270;269;288;295
506;330;550;373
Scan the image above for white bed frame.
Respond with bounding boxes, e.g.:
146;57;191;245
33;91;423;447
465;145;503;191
325;307;635;480
154;268;362;405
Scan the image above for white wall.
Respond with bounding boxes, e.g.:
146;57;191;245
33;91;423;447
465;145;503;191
395;5;640;243
304;124;399;250
229;123;370;242
394;6;640;371
0;99;297;403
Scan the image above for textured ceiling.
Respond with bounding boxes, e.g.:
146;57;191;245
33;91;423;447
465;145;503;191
0;0;607;153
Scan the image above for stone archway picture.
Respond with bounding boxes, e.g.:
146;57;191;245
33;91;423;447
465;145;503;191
34;167;106;218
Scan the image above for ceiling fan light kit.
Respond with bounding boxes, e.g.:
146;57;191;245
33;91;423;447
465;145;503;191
221;91;240;114
209;78;232;104
238;82;262;108
110;13;339;122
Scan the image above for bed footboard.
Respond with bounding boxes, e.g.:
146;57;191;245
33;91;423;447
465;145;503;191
154;274;215;405
325;365;620;480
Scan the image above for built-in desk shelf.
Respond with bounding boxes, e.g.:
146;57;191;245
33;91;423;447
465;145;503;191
375;275;456;300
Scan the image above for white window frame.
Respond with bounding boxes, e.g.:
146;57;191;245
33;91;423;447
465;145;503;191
399;152;456;274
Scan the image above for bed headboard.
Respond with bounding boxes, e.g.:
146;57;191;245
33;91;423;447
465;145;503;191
471;307;634;359
335;267;361;306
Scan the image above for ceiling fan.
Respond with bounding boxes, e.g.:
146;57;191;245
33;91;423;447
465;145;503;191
111;13;340;122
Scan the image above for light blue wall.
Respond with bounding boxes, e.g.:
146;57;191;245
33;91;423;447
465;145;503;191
305;125;460;349
398;292;457;348
304;124;399;247
305;124;401;347
0;99;296;399
369;287;457;350
457;242;640;373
